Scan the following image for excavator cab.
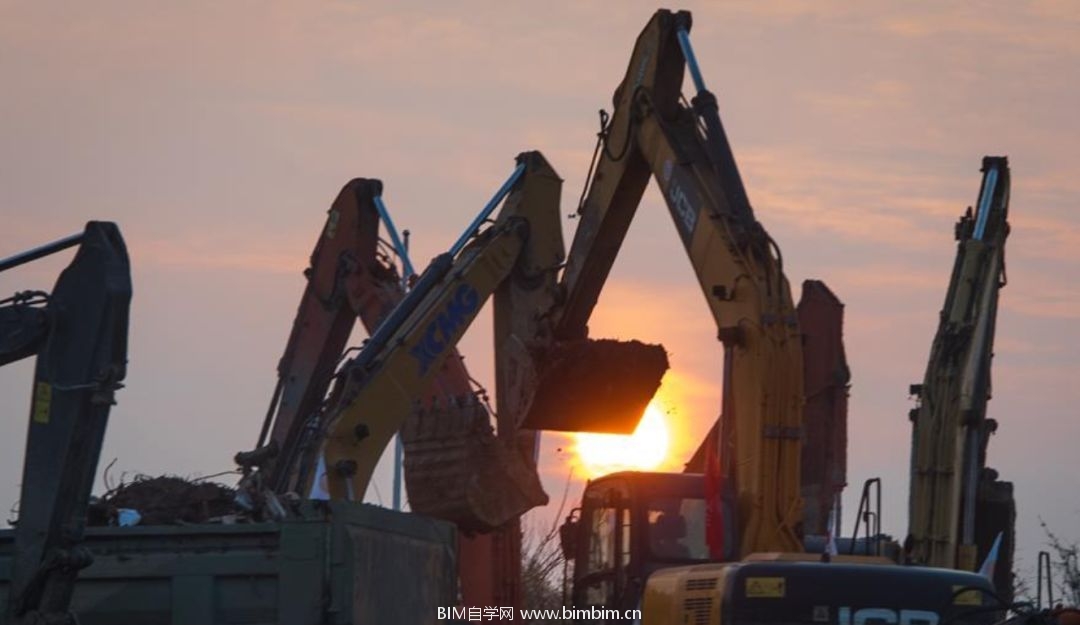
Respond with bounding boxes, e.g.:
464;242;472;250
563;472;711;615
564;473;1004;625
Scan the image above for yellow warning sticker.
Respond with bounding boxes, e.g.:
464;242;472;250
953;586;982;606
746;577;785;598
32;382;51;424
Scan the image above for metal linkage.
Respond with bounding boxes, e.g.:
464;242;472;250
449;162;527;257
351;160;528;375
676;28;707;95
674;26;756;226
373;195;416;278
0;233;83;273
973;164;1000;241
372;197;415;513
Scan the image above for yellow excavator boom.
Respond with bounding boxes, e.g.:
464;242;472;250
561;9;804;557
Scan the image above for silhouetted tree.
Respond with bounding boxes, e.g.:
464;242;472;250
521;472;573;623
1041;520;1080;607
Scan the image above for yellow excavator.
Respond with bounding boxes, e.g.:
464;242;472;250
907;157;1014;595
555;10;1003;625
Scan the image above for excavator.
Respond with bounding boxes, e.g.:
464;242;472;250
0;223;132;625
232;176;520;605
554;10;1003;625
907;157;1015;598
277;149;664;504
234;151;668;606
233;174;543;607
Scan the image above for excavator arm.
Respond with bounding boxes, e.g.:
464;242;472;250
280;151;667;519
274;152;562;513
244;178;477;500
908;157;1011;573
251;178;409;492
556;9;805;557
235;172;553;610
2;223;131;624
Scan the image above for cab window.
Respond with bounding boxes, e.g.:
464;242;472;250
586;505;617;575
647;496;709;561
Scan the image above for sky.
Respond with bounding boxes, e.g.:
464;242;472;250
2;0;1079;591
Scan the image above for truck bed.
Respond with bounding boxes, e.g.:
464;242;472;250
0;502;457;624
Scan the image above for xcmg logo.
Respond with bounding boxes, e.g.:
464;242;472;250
409;283;480;375
838;607;940;625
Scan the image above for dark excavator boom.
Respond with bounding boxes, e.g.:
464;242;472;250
248;178;409;494
2;222;131;625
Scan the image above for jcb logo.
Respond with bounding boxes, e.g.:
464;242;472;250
667;178;698;238
409;283;480;375
661;159;698;240
838;607;939;625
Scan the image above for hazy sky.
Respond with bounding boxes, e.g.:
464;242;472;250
2;1;1078;590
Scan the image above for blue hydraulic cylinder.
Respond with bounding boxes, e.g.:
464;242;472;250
373;195;416;278
973;166;999;241
677;28;707;95
449;162;527;257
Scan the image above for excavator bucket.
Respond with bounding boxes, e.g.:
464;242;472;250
402;393;548;532
521;338;669;434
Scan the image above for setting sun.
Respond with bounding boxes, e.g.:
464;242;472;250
574;402;671;477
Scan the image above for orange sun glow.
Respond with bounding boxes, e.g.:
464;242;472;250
573;401;670;478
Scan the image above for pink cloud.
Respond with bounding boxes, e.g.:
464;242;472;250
128;237;302;274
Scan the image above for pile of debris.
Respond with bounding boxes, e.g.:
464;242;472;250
87;475;237;526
